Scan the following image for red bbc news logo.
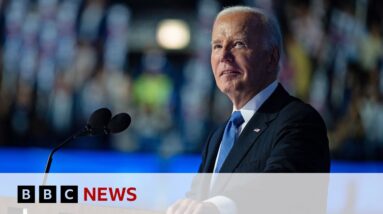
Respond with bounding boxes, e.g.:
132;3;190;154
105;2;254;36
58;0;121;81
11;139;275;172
17;186;137;203
83;187;137;202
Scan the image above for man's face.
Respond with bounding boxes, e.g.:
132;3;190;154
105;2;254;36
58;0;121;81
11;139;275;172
211;12;274;104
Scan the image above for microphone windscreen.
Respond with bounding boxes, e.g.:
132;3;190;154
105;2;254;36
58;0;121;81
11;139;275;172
87;108;112;134
107;113;131;134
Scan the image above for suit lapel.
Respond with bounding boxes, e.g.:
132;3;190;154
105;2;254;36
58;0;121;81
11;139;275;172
219;84;291;172
209;112;274;195
204;84;291;173
219;111;277;172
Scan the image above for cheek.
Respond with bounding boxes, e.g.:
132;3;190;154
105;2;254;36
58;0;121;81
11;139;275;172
211;55;219;77
211;53;218;68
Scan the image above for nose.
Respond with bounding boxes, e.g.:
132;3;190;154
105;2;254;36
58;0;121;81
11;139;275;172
220;48;234;62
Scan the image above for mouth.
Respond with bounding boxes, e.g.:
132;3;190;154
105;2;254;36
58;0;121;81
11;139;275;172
220;70;241;77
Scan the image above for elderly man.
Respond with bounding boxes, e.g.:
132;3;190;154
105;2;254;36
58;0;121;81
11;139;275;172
168;6;330;214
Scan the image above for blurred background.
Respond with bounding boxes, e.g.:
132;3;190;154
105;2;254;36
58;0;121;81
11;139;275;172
0;0;382;172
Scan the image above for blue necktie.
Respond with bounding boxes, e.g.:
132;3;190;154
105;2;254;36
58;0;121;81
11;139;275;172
215;111;244;173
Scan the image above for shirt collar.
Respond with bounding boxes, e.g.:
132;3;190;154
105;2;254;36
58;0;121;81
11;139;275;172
233;80;278;126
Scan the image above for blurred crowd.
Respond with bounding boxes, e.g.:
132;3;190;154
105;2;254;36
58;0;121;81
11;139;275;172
0;0;382;160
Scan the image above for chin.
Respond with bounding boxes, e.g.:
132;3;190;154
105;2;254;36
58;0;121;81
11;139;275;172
219;84;237;95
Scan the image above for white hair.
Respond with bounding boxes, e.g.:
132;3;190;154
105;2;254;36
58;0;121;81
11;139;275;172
216;6;283;63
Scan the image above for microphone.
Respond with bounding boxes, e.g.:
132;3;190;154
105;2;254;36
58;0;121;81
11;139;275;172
106;113;131;134
44;108;112;177
43;109;132;184
82;108;112;136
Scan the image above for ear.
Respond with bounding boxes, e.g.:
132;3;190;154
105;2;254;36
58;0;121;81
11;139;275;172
268;46;280;73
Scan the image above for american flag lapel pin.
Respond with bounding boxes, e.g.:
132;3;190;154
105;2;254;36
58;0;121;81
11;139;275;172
253;128;261;132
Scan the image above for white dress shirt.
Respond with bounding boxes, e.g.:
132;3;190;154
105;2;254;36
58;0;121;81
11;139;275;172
206;80;279;214
235;80;278;133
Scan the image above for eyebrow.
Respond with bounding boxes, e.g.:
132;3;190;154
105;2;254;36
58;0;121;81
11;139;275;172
211;40;221;45
211;36;248;44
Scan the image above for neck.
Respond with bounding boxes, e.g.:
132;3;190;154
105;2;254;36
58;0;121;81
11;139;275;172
230;79;276;109
231;91;257;110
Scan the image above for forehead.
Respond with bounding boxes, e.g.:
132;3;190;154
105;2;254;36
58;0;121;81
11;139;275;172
212;12;262;39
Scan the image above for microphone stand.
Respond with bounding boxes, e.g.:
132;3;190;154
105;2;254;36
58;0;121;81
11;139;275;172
41;107;112;185
42;129;88;185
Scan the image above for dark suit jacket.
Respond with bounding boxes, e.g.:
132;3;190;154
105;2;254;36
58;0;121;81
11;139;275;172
199;84;330;173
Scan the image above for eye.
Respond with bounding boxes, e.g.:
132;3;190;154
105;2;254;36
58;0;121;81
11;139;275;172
234;41;246;48
212;44;222;50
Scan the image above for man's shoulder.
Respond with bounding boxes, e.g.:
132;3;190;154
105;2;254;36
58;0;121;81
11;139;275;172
267;84;323;120
279;95;325;125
